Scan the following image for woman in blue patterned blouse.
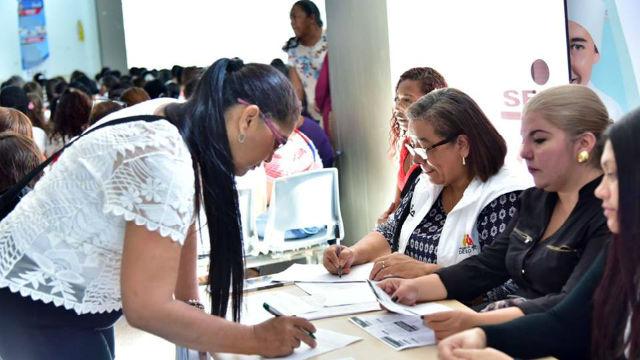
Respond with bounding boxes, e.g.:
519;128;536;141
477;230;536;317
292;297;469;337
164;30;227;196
323;89;530;303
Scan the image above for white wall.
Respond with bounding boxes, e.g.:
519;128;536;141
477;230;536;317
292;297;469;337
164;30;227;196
0;0;102;81
121;0;326;69
0;1;22;81
387;0;569;163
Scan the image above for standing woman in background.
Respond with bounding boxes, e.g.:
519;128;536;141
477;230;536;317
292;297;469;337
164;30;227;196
0;58;316;359
378;67;448;223
284;0;327;123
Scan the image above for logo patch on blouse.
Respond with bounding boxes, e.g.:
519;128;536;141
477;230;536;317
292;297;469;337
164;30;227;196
458;234;478;255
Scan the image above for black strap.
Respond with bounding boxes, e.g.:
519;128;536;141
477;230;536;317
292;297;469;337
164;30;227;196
0;115;166;218
390;167;423;252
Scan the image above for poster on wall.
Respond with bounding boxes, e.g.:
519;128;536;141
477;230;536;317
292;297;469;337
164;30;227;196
566;0;640;119
386;1;569;165
18;0;49;72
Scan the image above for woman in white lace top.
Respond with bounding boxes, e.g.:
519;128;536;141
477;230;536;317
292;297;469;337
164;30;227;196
0;58;317;359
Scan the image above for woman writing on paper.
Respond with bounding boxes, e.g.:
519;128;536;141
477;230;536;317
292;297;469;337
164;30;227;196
378;85;611;341
0;58;316;359
324;89;530;305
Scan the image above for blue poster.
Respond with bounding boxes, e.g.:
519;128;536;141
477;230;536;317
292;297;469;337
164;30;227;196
18;0;49;71
566;0;640;119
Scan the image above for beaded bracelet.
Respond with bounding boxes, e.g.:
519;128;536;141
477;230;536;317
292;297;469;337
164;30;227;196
185;299;205;311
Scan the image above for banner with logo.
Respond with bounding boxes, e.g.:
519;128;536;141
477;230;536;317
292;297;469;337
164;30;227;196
566;0;640;119
18;0;49;71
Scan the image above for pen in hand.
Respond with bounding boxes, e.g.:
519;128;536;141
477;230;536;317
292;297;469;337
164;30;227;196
336;245;344;278
262;303;316;339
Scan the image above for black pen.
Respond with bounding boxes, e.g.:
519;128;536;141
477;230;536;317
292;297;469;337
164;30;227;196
336;244;344;278
262;303;316;339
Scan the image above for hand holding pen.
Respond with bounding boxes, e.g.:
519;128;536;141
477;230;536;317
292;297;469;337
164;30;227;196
322;244;355;276
263;303;316;339
252;305;317;357
336;245;344;278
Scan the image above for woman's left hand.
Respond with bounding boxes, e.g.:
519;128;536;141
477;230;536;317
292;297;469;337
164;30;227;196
370;253;438;281
443;348;513;360
424;310;478;341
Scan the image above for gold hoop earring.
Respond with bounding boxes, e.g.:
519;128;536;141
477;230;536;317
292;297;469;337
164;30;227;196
462;156;466;166
238;133;246;144
577;150;589;163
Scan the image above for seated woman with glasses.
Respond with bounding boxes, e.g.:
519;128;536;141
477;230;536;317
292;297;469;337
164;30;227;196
323;88;530;298
377;85;611;341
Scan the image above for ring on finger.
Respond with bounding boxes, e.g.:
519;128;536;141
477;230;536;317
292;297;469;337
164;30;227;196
382;260;386;269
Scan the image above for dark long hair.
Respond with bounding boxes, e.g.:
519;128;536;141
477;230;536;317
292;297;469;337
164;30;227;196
592;107;640;359
164;58;299;321
282;0;323;51
389;67;447;156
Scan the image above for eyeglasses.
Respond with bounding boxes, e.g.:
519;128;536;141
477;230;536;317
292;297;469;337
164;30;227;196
405;133;460;162
237;98;288;149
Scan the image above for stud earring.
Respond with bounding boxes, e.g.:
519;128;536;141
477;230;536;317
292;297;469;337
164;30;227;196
577;150;589;163
238;133;246;144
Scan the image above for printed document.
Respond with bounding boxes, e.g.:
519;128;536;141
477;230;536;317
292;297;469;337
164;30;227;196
272;263;374;283
350;314;435;350
367;280;451;316
295;282;377;306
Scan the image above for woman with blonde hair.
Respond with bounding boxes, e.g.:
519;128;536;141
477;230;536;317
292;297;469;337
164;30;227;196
379;84;611;340
439;106;640;360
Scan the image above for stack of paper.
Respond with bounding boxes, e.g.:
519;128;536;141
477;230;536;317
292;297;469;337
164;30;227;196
258;263;382;320
252;288;379;321
271;263;374;283
295;282;377;306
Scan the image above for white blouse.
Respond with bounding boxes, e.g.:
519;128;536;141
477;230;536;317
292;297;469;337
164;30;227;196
0;98;195;314
287;31;328;122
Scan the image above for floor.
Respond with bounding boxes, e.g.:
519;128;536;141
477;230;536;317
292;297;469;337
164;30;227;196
115;317;175;359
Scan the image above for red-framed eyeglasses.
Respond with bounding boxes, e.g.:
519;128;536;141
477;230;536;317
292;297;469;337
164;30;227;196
237;98;288;149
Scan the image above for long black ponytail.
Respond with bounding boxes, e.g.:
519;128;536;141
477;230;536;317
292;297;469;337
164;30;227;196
165;58;299;321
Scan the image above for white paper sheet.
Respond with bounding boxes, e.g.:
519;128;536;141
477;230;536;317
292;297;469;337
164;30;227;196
303;302;380;320
350;314;436;350
238;289;378;324
217;328;362;360
243;275;291;292
273;328;361;360
295;282;377;306
367;280;451;316
271;263;374;283
259;292;321;316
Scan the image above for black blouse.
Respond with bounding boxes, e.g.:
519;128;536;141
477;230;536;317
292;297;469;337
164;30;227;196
481;250;606;359
436;176;610;314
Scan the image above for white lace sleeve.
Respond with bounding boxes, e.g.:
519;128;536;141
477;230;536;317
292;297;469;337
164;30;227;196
101;140;195;244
